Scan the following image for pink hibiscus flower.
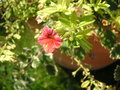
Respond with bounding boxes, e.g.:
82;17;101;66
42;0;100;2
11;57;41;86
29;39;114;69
37;26;62;53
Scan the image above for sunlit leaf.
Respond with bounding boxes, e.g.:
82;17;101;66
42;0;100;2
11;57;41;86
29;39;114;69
78;20;95;28
13;34;21;39
31;59;40;69
81;80;90;88
110;43;120;59
100;30;116;50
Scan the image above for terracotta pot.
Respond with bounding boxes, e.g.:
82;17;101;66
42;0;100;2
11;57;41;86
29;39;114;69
26;17;119;70
53;35;118;70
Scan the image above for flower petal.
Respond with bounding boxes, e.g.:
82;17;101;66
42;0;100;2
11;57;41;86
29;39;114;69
54;41;62;48
42;26;50;36
37;26;62;53
44;41;56;53
54;35;62;42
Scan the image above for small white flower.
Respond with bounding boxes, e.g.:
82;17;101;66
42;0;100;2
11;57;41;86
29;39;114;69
36;15;44;24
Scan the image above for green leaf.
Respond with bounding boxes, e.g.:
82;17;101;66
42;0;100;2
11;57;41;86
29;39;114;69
59;17;71;27
77;0;83;6
5;8;12;19
94;1;110;11
96;0;102;4
110;43;120;59
63;32;71;38
89;0;94;4
93;87;100;90
0;36;6;41
74;47;85;60
70;11;78;24
60;41;70;53
31;59;40;69
114;65;120;81
46;64;57;75
77;29;92;35
100;30;116;50
19;62;28;68
79;15;94;21
81;80;90;88
39;0;47;4
77;38;92;53
37;7;57;15
116;16;120;28
78;20;95;28
13;34;21;39
57;0;71;7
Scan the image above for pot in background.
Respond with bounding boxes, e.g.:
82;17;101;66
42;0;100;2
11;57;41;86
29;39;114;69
53;35;118;70
26;17;119;70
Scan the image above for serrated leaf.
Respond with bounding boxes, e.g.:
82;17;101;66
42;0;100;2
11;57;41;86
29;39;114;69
100;30;116;50
81;80;90;88
114;65;120;81
110;43;120;59
74;47;85;60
